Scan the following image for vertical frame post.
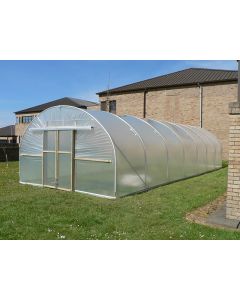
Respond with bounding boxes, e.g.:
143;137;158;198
42;131;45;186
55;130;59;188
71;130;75;191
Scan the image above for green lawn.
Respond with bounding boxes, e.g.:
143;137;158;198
0;161;239;239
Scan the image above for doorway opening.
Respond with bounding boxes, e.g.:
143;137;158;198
43;130;74;191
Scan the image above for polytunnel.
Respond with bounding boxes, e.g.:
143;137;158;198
19;105;222;198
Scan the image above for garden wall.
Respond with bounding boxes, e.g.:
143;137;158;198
0;144;19;162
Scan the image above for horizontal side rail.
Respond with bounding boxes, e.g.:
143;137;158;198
75;157;112;163
20;153;43;157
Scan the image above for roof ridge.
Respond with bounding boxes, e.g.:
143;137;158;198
188;67;238;72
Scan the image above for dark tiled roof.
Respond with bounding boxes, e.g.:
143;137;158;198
0;125;16;137
15;97;99;114
97;68;238;95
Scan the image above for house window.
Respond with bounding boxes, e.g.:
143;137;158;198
109;100;116;114
16;116;23;124
22;116;34;123
101;101;107;111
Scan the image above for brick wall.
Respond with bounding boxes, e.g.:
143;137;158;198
99;91;144;118
226;105;240;219
202;83;237;160
146;87;200;126
99;82;238;159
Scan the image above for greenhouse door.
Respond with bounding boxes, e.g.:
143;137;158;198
43;130;74;191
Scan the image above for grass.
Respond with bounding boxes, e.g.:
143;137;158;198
0;161;240;240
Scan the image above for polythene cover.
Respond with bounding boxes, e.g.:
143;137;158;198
121;115;168;187
147;119;185;181
20;155;42;185
201;127;222;168
19;106;115;197
180;125;208;174
19;105;222;198
185;125;220;170
88;110;147;196
161;121;198;177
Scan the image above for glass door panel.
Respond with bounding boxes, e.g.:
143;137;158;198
43;130;56;151
43;152;56;187
43;131;57;188
58;153;72;189
58;130;72;152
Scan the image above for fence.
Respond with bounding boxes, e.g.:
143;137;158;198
0;144;19;162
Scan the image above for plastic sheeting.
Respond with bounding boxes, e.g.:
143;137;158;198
19;105;222;198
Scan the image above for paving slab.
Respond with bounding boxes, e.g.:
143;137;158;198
206;203;240;230
186;194;240;231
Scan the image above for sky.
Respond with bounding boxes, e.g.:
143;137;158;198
0;60;237;127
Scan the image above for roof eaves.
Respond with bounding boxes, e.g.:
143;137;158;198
15;109;42;114
97;78;238;96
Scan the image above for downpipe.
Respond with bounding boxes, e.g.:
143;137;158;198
198;83;203;128
143;90;148;118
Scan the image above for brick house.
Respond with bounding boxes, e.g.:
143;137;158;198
97;68;238;159
0;125;17;144
15;97;99;143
